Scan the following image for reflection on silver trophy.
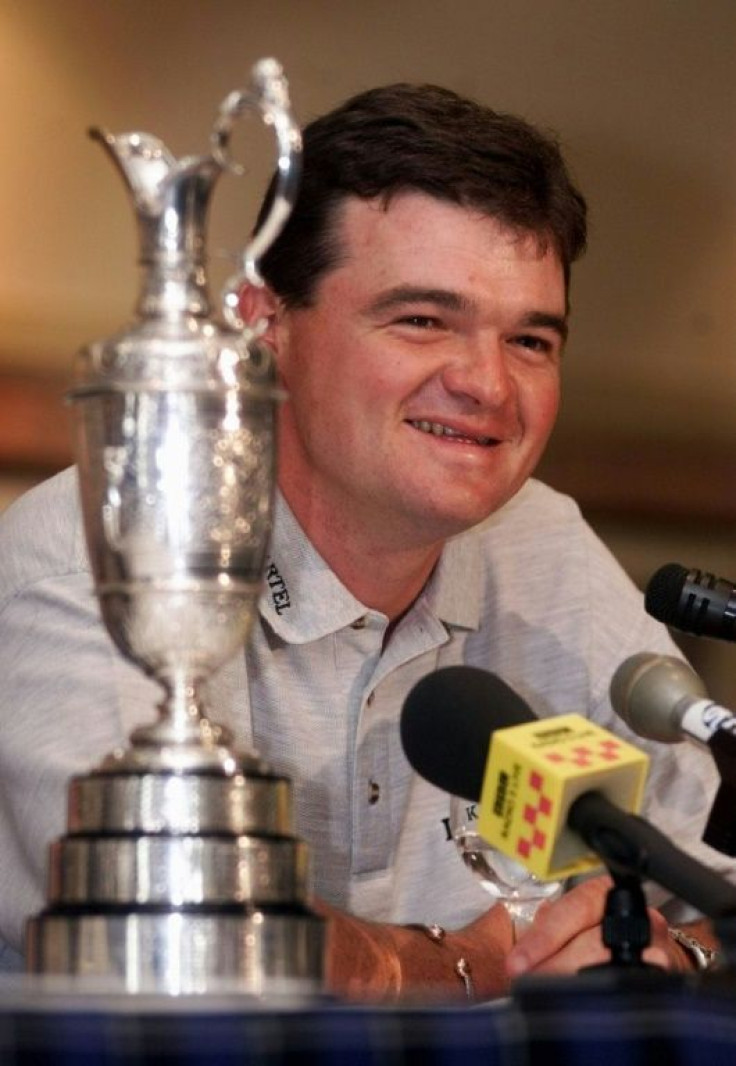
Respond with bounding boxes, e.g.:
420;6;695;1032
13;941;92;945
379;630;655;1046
25;59;325;996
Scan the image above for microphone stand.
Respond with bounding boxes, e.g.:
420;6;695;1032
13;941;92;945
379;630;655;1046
516;866;674;999
589;871;654;971
512;789;736;1003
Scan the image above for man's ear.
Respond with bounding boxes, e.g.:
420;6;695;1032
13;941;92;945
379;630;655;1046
238;282;282;348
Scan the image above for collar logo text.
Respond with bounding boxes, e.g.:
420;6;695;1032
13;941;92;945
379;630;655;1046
266;561;291;614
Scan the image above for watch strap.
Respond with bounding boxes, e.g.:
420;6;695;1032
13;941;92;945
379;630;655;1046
668;926;719;972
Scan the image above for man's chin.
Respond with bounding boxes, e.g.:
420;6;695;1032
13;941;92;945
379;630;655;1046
403;495;511;543
443;478;532;529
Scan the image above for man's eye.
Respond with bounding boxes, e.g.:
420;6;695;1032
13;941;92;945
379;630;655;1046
395;315;441;330
514;334;554;354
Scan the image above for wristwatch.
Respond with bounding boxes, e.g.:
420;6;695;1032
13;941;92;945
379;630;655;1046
668;926;720;971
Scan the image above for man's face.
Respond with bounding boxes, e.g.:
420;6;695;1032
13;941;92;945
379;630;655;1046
270;192;567;549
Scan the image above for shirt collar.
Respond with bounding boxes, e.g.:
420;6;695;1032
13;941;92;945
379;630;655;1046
259;493;368;643
423;527;482;631
259;492;483;643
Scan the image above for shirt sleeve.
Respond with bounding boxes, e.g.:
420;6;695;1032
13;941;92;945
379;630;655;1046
0;471;157;952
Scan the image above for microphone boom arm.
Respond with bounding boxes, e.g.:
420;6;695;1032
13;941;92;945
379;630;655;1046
568;791;736;920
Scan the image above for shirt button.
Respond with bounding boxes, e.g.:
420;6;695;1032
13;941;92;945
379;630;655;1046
368;780;380;804
351;616;367;630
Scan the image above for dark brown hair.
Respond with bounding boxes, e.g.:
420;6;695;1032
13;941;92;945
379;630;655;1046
258;83;587;305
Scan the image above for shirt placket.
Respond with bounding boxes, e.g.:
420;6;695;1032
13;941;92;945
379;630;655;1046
350;604;451;877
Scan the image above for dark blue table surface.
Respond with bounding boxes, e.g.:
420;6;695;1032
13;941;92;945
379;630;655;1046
1;972;735;1065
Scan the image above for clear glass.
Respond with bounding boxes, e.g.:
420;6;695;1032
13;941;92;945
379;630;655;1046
449;796;563;937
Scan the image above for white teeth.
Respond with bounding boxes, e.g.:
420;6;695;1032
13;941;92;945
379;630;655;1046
409;420;493;446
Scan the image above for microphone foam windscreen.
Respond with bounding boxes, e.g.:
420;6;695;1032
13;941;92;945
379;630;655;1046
400;665;533;801
644;563;688;624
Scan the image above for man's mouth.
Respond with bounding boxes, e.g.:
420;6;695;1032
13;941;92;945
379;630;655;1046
407;419;497;447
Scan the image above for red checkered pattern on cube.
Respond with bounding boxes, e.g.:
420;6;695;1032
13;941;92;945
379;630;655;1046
516;769;554;859
544;738;622;768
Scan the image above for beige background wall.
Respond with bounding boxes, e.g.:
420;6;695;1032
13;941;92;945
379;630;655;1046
1;0;735;696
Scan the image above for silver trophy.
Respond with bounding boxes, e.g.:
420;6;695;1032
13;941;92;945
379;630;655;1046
25;60;324;997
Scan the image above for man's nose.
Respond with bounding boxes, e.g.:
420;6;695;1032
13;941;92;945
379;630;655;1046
440;338;514;408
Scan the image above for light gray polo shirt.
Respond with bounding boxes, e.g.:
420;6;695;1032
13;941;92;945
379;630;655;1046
0;468;731;970
250;493;484;923
243;489;731;928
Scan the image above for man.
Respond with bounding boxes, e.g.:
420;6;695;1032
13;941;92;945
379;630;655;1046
0;84;727;999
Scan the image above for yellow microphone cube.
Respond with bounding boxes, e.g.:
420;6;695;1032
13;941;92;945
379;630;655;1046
476;714;649;881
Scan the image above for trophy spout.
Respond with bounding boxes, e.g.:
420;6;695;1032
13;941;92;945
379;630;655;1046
89;128;222;234
89;129;177;211
90;128;223;319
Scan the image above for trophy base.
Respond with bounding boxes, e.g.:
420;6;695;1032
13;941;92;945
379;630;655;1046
26;906;324;997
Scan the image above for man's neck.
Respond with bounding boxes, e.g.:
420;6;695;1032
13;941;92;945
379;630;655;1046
279;485;444;622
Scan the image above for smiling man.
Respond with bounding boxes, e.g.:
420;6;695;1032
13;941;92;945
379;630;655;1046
0;84;729;998
266;198;566;613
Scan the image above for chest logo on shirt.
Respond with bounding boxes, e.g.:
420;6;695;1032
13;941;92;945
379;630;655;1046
440;802;478;842
265;561;292;614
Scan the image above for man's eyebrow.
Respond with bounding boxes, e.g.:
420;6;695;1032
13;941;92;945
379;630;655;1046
522;311;569;343
365;286;475;316
365;287;569;341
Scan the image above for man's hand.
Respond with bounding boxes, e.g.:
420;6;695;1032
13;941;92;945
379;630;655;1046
312;897;515;1003
505;874;715;978
312;876;719;1003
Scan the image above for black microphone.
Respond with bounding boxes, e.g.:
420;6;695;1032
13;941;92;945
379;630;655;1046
611;652;736;857
645;563;736;642
401;665;736;919
399;665;533;802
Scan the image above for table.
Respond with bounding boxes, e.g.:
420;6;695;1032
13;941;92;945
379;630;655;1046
1;971;735;1064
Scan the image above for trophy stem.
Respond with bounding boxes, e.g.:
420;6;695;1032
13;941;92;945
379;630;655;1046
129;672;236;761
164;672;210;735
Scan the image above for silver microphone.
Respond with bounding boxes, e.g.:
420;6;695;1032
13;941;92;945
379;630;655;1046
608;653;724;745
610;652;736;857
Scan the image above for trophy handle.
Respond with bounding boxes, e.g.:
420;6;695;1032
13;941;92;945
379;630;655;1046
213;57;303;329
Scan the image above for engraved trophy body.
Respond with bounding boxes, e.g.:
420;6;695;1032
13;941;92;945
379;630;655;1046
25;60;324;997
